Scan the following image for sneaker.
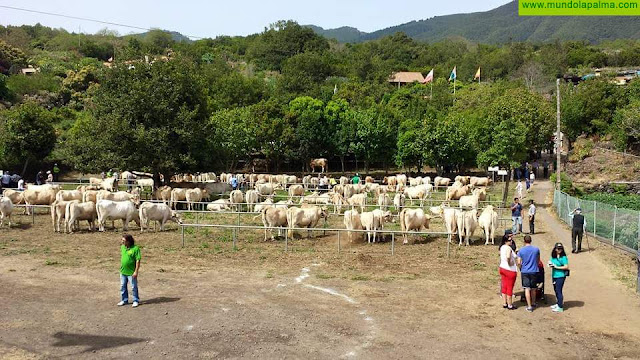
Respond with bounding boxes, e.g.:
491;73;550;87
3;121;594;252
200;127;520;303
550;304;558;310
132;301;139;308
507;305;517;310
552;307;564;313
526;307;534;312
117;301;127;306
503;304;509;309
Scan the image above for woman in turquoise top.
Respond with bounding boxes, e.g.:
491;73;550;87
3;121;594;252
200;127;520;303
549;242;569;313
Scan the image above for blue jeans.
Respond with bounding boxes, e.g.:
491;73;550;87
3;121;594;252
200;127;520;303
511;216;523;234
553;276;565;308
120;274;139;303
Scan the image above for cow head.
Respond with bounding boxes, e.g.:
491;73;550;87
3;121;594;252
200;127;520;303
320;207;329;219
429;204;444;217
171;211;183;224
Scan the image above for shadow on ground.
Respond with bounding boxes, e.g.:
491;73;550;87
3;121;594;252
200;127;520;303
51;332;147;353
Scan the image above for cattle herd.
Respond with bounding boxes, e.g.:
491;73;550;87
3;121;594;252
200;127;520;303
0;171;500;247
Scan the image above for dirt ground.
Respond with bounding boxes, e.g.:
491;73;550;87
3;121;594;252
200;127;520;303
1;181;640;359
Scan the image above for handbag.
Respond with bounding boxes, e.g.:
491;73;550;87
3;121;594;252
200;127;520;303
564;269;570;277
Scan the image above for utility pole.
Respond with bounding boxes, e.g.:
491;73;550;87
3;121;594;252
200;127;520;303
556;78;561;190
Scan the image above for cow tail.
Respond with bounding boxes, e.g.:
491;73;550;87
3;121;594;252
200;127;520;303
399;208;407;233
50;201;57;231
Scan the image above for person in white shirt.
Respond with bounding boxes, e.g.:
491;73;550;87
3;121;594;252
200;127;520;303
499;234;517;310
515;181;524;200
528;200;536;234
17;178;24;191
529;171;535;185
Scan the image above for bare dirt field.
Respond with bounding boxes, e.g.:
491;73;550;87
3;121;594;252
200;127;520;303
1;181;640;359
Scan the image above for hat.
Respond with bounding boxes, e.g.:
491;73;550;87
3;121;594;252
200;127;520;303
504;229;513;235
47;171;51;174
554;242;564;249
575;207;582;213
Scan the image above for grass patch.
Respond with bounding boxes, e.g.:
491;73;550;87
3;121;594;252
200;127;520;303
265;270;274;279
45;259;59;266
351;274;370;281
316;273;335;279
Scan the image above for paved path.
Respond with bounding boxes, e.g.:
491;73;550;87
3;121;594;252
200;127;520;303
530;180;640;337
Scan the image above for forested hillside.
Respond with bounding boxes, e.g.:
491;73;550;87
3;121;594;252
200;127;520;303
0;21;639;180
308;1;640;43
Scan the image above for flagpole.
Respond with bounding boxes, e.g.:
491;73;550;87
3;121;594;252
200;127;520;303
430;82;433;99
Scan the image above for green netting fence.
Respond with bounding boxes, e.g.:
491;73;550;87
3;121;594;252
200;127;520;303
554;190;640;253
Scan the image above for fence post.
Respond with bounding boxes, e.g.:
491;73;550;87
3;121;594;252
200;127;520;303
285;229;288;252
593;201;597;235
391;232;395;255
337;230;341;254
613;206;618;246
31;207;35;225
181;225;185;247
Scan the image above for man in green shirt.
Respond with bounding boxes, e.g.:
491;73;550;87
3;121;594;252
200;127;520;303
118;234;141;307
352;173;360;185
52;163;60;182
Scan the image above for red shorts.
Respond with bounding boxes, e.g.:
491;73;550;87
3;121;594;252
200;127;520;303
500;267;517;296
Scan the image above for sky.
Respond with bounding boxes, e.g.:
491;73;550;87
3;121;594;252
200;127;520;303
0;0;511;39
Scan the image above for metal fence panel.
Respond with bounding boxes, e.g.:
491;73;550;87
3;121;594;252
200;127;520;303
553;190;638;252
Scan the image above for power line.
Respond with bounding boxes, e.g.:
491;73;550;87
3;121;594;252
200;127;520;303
0;5;205;39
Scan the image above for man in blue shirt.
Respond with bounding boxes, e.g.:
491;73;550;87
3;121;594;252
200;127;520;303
511;197;523;235
231;175;238;191
517;235;540;312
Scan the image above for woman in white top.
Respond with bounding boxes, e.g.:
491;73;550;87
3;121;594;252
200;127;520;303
499;235;518;310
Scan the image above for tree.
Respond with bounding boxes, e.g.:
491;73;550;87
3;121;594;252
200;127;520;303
423;114;475;173
62;58;209;183
286;96;334;170
0;40;27;74
209;107;258;171
324;99;354;172
611;100;640;152
0;102;57;174
351;107;396;173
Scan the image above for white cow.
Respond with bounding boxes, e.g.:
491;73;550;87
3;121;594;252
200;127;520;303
96;200;140;231
261;206;288;241
288;184;304;199
245;190;260;212
100;177;117;191
343;209;363;243
470;176;491;187
170;188;188;209
393;193;405;212
56;190;83;202
403;185;430;206
23;184;60;215
359;209;392;244
253;198;274;213
286;206;328;238
139;202;182;232
399;208;431;244
459;194;480;209
347;193;367;213
207;199;232;212
431;205;461;245
229;190;244;211
377;193;391;211
65;201;97;233
51;199;79;233
256;183;275;197
478;205;499;245
0;197;13;227
457;209;478;246
274;200;293;209
433;176;451;187
185;188;208;211
97;190;140;205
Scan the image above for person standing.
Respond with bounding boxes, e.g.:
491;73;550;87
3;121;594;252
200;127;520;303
1;171;10;190
569;208;586;253
528;200;536;234
515;181;524;200
36;170;44;185
529;171;535;186
549;242;569;313
511;197;523;235
17;178;24;191
231;175;238;191
532;160;539;179
352;173;361;185
543;160;549;179
46;171;53;184
53;163;60;182
499;235;518;310
118;234;141;308
517;235;541;312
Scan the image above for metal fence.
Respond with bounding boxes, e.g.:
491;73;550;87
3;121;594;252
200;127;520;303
553;190;640;253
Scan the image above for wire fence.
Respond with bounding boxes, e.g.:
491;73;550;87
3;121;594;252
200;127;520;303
553;190;640;253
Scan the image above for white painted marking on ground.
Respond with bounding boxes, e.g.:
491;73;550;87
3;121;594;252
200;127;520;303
185;325;194;331
277;283;287;288
295;267;310;283
364;317;373;321
304;284;357;304
221;307;230;312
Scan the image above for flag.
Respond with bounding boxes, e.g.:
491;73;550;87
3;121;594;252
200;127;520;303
424;69;434;83
474;67;481;80
448;66;457;82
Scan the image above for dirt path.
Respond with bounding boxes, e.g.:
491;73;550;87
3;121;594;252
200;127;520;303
530;180;640;336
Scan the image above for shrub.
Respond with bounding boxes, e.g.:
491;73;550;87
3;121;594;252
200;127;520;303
6;73;61;96
568;137;594;162
581;192;640;211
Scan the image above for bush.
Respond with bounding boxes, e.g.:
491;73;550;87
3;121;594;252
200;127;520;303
550;172;575;193
568;137;594;162
581;192;640;211
6;73;61;96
